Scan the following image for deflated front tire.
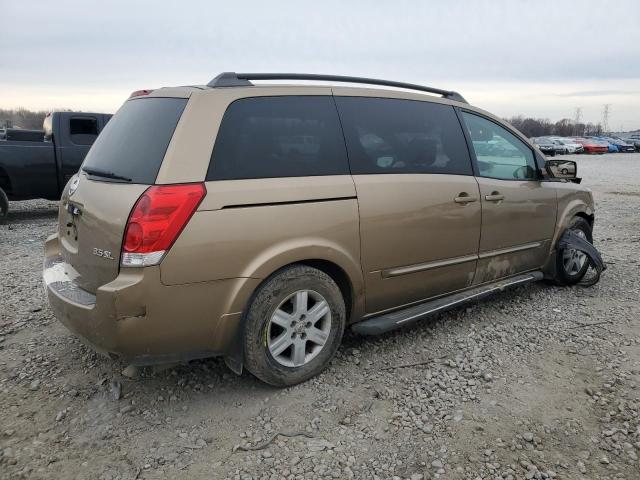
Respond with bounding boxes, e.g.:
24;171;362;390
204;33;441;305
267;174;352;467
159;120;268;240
555;217;593;285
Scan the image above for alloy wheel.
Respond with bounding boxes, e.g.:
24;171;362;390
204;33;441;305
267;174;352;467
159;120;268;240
562;229;588;276
267;290;332;368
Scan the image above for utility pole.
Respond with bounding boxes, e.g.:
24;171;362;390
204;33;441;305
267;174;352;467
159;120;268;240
602;104;611;135
574;107;582;135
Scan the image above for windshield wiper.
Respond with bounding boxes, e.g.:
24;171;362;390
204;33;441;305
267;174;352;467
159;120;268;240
82;166;132;182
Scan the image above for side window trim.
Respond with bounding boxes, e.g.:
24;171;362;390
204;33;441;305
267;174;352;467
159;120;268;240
330;95;354;176
457;108;541;181
453;107;480;177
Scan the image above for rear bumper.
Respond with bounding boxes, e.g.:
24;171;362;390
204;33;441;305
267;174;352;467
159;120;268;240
43;234;258;365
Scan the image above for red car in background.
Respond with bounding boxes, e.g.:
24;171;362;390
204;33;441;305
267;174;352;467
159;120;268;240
573;137;608;154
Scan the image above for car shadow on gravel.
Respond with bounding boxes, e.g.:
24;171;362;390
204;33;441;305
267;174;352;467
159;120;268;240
111;282;555;389
341;282;550;351
53;279;563;400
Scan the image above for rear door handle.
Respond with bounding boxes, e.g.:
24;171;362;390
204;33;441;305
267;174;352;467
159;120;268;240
485;192;505;202
454;192;478;204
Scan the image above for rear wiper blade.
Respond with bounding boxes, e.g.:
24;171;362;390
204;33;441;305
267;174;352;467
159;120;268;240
82;166;132;182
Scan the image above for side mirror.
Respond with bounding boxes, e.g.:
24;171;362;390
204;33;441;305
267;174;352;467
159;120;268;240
546;159;577;179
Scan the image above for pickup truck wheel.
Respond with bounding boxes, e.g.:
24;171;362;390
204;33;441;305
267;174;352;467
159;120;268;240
0;187;8;224
555;217;593;285
243;265;345;387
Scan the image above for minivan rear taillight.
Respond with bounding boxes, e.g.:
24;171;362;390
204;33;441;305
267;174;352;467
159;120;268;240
121;183;206;267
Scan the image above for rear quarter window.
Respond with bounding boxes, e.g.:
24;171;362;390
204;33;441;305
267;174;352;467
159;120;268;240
82;97;187;184
207;96;349;180
69;117;98;145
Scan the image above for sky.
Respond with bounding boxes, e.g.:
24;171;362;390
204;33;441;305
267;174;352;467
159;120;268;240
1;0;639;130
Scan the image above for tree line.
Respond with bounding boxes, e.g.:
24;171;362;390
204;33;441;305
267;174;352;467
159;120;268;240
504;116;603;138
0;107;609;139
0;108;50;130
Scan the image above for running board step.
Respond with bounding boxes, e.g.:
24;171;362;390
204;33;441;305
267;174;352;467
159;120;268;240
352;271;544;336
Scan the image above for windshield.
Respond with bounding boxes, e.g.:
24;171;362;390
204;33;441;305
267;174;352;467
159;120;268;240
82;97;187;184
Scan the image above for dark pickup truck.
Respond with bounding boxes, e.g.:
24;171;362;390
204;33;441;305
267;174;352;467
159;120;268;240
0;111;112;220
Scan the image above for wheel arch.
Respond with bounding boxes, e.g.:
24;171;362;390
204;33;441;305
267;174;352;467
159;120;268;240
221;250;365;375
551;191;594;248
0;167;12;196
0;182;8;221
574;211;594;227
296;259;355;324
227;240;364;321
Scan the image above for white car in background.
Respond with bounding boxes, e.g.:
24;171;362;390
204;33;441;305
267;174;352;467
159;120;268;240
550;137;584;154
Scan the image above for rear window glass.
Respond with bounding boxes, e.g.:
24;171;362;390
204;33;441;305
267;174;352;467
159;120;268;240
335;97;472;175
82;97;187;184
69;117;98;145
207;96;349;181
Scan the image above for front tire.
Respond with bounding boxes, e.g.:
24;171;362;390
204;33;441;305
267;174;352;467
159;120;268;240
243;265;345;387
555;217;593;285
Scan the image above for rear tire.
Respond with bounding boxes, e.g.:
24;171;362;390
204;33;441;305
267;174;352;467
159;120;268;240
555;217;593;285
243;265;345;387
0;187;8;224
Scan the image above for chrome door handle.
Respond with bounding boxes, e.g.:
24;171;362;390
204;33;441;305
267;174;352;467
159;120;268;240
484;192;505;202
454;193;478;204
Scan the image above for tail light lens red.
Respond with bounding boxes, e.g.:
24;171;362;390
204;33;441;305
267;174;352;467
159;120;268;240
121;183;206;267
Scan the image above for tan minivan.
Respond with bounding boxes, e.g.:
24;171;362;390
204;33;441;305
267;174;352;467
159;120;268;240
44;73;595;386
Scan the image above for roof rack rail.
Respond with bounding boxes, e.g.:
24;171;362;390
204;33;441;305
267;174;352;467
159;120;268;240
207;72;467;103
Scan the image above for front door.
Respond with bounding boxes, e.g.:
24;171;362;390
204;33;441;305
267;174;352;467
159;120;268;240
335;96;481;313
460;112;557;284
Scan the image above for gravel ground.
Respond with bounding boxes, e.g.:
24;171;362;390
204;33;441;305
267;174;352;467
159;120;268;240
1;153;639;480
